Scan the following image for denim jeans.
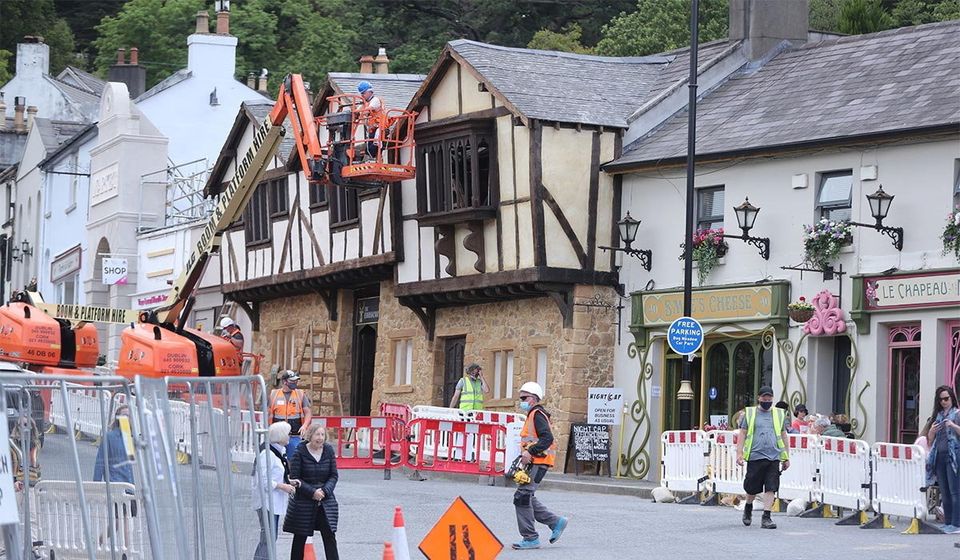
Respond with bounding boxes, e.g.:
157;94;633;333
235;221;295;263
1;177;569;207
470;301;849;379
253;510;278;560
936;453;960;527
286;436;301;460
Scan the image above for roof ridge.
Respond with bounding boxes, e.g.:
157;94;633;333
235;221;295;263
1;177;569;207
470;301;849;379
448;39;673;64
328;72;426;80
799;19;960;50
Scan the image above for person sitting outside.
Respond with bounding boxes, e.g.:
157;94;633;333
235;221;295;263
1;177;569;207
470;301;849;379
791;404;811;433
810;415;844;438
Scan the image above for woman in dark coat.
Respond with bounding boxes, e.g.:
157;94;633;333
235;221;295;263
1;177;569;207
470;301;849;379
283;421;339;560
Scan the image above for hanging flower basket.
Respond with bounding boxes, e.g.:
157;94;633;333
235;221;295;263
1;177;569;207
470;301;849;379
788;297;815;323
802;219;853;269
679;228;729;285
943;208;960;261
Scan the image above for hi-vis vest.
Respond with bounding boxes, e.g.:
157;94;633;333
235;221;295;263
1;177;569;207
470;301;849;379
269;389;305;419
742;406;789;461
459;377;483;411
520;408;557;467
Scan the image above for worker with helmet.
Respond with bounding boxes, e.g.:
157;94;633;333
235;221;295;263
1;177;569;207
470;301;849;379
356;81;384;160
269;370;313;458
219;316;244;352
512;381;568;550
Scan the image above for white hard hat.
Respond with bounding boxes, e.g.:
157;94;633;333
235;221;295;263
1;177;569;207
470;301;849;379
219;317;235;329
519;381;544;400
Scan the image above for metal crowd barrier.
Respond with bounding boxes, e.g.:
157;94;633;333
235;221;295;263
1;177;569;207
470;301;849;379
406;418;507;476
779;434;820;504
313;416;406;477
865;442;936;533
660;430;710;501
705;431;744;496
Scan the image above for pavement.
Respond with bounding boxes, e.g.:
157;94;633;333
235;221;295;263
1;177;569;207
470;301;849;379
26;432;959;559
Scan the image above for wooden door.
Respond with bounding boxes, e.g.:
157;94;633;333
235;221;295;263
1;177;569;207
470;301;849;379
442;337;466;407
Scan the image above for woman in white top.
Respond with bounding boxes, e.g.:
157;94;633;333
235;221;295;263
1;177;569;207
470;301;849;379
252;421;298;560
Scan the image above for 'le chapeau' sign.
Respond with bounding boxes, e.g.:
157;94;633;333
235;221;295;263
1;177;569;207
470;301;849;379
863;270;960;311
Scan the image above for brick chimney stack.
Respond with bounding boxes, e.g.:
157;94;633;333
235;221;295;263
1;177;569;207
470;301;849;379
0;94;6;131
216;4;230;35
26;106;37;131
116;48;125;65
108;46;147;98
195;11;210;34
257;69;269;93
373;47;390;74
359;55;374;74
130;47;139;65
12;97;26;132
247;72;256;89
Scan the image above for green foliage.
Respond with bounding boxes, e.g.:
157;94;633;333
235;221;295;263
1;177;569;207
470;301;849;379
0;0;76;77
0;50;12;86
933;0;960;19
596;0;729;57
92;0;206;88
54;0;126;70
810;0;844;30
838;0;897;34
527;24;594;54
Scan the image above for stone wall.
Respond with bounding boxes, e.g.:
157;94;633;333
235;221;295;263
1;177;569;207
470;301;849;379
373;280;618;471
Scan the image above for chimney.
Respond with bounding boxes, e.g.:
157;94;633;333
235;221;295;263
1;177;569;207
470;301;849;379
358;55;374;74
116;48;125;65
195;11;209;34
0;94;6;131
26;106;37;131
216;5;230;35
257;69;269;93
16;37;50;78
13;97;25;132
108;46;147;98
729;0;808;60
247;72;256;89
373;47;390;74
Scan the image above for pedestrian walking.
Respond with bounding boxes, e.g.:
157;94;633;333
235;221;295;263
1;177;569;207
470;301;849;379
284;422;339;560
268;371;313;458
93;404;137;546
735;386;790;529
512;381;567;550
926;385;960;533
252;421;297;560
449;363;489;410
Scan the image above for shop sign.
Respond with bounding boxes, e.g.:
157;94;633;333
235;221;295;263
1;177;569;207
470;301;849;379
136;294;168;308
641;286;774;326
356;297;379;324
587;387;624;425
50;245;81;283
102;258;128;285
864;270;960;311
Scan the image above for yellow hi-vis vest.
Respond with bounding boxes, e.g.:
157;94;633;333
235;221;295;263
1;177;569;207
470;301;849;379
520;408;557;467
742;406;789;461
458;376;483;411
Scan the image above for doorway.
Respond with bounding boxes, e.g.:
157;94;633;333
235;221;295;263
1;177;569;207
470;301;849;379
888;324;921;443
442;337;466;407
663;353;701;430
702;338;773;425
831;336;852;417
351;325;377;416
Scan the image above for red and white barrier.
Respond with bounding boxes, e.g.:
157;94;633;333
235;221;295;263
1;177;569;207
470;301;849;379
818;436;870;511
706;431;744;495
660;430;709;493
473;410;525;426
314;416;406;470
871;442;927;520
779;434;820;503
406;418;506;475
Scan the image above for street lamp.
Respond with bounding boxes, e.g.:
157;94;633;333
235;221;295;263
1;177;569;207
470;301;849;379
849;185;903;250
721;197;771;259
215;0;230;12
20;240;32;258
600;212;653;271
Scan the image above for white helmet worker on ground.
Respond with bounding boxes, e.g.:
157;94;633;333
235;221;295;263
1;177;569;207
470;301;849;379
519;381;544;401
218;316;244;352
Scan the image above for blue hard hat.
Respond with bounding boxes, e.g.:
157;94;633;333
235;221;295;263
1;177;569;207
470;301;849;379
357;81;372;94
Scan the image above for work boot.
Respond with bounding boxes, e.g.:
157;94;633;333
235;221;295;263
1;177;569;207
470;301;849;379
761;512;777;529
742;502;753;526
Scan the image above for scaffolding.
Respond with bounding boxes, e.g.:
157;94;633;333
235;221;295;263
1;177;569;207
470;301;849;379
138;158;214;232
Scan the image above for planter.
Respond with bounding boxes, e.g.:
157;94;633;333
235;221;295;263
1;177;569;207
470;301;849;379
789;308;815;323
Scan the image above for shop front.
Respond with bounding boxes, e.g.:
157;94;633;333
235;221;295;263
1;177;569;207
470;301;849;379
852;268;960;443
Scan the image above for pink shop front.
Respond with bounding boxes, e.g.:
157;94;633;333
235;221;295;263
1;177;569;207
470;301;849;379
851;268;960;444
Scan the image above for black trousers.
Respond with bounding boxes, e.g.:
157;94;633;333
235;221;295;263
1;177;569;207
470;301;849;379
290;508;338;560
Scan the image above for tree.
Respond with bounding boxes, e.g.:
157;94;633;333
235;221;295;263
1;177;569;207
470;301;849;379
527;24;594;54
595;0;729;57
0;50;12;86
838;0;896;34
0;0;76;78
92;0;206;88
810;0;844;31
54;0;126;70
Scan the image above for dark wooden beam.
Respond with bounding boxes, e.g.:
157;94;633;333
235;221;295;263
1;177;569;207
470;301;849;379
529;120;546;266
540;183;587;269
463;220;485;273
539;285;574;328
436;224;456;277
315;288;339;322
586;131;601;271
398;299;436;341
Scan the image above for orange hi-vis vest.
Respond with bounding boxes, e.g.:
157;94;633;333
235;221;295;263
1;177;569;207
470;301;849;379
520;408;557;467
269;388;305;420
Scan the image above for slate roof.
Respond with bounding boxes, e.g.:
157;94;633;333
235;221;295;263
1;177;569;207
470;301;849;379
244;100;296;161
56;66;107;96
47;76;102;118
610;21;960;168
38;123;97;169
136;69;192;102
325;73;425;112
443;40;675;128
0;126;27;171
34;119;90;157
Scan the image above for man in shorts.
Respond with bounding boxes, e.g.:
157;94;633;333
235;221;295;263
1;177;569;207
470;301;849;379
735;386;790;529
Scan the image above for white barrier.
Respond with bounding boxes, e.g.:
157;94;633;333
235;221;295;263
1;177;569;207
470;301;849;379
661;430;709;493
871;442;927;519
473;410;526;426
779;434;820;503
231;410;262;465
706;431;745;495
49;384;113;439
818;436;871;511
411;405;474;422
35;480;145;560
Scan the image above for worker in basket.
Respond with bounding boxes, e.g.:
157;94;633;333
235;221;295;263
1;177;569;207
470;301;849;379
356;81;385;161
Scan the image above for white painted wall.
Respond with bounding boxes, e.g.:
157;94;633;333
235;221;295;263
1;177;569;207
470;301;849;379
1;42;91;121
10;126;47;289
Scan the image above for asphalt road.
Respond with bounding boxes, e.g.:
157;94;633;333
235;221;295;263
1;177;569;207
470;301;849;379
27;433;959;559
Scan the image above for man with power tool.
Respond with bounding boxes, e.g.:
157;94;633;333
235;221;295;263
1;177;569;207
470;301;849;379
511;381;568;550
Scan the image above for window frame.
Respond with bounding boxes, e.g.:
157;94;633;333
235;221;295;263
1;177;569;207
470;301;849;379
329;185;359;229
244;185;271;248
492;349;515;401
695;186;725;231
816;170;853;222
391;338;414;386
309;181;328;210
272;326;296;371
534;347;548;394
268;176;289;219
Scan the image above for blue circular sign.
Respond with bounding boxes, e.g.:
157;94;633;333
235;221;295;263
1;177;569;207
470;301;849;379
667;316;704;356
708;387;718;400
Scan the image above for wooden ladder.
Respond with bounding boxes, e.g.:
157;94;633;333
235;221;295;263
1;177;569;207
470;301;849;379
296;325;342;416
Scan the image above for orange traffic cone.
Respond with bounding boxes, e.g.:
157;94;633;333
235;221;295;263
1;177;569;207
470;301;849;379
303;535;317;560
392;506;411;560
383;542;395;560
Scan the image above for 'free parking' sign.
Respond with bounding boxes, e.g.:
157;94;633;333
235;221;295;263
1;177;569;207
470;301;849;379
667;316;704;356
